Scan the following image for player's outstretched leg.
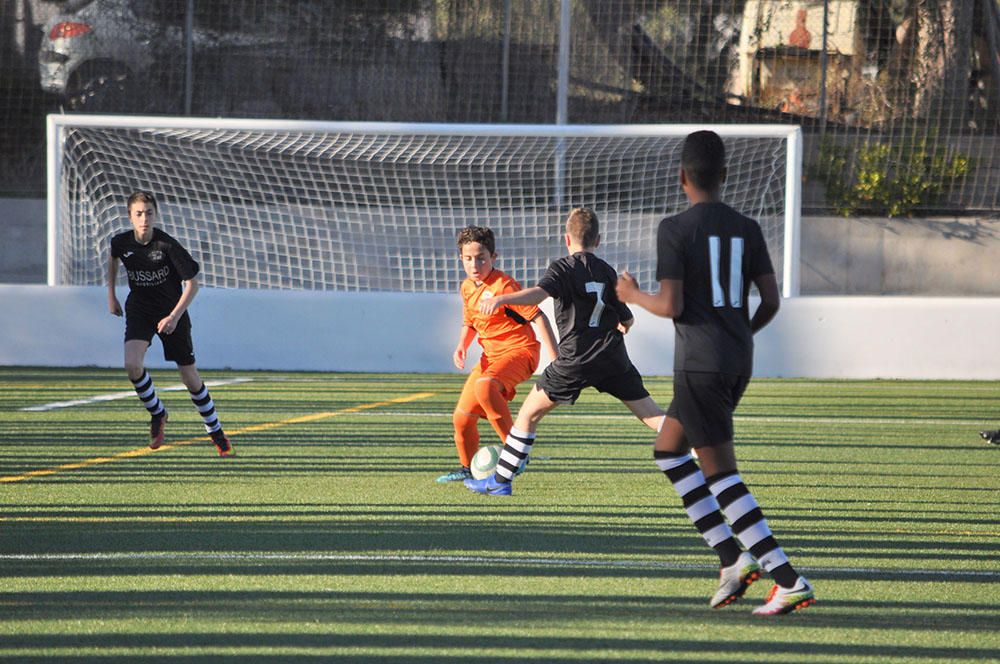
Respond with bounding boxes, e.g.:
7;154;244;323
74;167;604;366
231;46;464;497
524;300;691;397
439;409;477;482
149;410;168;450
181;366;234;457
980;429;1000;445
130;370;168;449
473;377;513;442
466;387;555;496
654;449;758;607
463;427;534;496
705;470;815;615
440;373;487;482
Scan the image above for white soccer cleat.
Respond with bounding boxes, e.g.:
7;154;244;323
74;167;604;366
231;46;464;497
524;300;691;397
752;576;816;616
710;551;761;608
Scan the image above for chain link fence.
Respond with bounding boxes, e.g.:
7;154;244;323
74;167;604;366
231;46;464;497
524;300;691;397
3;0;997;213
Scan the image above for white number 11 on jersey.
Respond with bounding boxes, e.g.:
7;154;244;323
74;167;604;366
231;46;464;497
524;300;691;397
708;236;744;308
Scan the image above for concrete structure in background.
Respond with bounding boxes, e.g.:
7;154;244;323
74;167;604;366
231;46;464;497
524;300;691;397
3;197;998;295
0;286;998;379
0;198;47;283
800;215;1000;295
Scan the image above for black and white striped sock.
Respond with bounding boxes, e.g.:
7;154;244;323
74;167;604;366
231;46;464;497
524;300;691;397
495;427;534;482
131;371;165;418
655;451;741;566
189;383;222;433
707;471;798;587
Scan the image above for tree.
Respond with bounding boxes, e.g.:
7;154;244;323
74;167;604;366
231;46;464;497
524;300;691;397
895;0;975;129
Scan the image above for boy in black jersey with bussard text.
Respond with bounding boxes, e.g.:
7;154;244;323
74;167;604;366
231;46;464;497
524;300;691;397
616;130;814;616
464;207;664;496
108;191;233;456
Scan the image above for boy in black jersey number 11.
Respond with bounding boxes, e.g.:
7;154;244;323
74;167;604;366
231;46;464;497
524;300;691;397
107;191;234;457
616;130;814;616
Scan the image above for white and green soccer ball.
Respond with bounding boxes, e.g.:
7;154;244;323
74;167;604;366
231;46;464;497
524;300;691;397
470;444;503;479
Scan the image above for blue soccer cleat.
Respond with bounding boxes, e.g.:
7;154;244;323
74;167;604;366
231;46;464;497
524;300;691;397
436;467;473;483
464;473;512;496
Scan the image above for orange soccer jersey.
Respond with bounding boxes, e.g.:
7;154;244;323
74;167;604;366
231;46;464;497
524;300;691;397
453;268;541;466
461;268;541;360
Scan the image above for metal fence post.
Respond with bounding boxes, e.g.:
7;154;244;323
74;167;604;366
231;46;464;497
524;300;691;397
555;0;570;206
184;0;194;116
501;0;511;122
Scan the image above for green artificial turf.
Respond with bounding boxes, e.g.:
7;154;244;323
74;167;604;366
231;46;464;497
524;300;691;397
0;367;998;662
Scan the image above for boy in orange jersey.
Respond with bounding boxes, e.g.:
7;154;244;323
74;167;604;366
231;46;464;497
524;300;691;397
437;226;558;483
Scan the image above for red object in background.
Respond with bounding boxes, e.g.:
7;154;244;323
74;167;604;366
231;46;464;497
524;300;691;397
49;22;93;40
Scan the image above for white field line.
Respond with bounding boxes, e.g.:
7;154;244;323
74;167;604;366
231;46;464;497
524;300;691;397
19;378;254;412
336;410;993;427
2;391;436;484
0;551;996;579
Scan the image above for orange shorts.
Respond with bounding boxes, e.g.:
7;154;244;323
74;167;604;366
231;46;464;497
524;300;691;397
455;346;540;416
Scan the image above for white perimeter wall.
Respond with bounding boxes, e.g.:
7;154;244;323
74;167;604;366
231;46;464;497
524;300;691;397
1;285;999;379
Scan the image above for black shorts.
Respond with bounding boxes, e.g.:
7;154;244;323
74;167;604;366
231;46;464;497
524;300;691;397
667;371;750;448
124;309;196;366
537;358;649;405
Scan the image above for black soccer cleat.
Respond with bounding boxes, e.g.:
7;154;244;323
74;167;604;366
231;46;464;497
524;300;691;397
149;411;168;449
980;429;1000;446
211;429;235;457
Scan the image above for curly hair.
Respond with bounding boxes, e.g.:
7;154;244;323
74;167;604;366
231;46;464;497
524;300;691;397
456;225;495;254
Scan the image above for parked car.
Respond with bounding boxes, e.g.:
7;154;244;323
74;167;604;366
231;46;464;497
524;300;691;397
37;0;308;113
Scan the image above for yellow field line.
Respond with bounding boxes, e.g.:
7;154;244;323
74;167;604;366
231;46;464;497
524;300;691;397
0;391;435;484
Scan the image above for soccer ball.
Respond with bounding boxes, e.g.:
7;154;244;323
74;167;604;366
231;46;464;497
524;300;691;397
470;444;502;479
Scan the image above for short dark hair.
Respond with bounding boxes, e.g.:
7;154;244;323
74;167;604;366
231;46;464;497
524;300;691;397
680;130;726;191
457;225;495;254
127;190;158;211
565;207;599;248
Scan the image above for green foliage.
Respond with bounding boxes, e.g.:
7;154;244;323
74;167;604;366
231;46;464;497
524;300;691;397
811;133;971;217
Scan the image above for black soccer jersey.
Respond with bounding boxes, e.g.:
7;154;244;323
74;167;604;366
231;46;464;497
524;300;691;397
110;228;200;317
536;251;634;367
656;202;774;376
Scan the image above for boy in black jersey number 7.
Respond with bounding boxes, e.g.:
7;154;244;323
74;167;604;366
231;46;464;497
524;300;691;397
108;191;233;457
616;131;814;616
464;207;665;496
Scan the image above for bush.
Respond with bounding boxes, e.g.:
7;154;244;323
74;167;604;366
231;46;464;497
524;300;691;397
810;133;971;217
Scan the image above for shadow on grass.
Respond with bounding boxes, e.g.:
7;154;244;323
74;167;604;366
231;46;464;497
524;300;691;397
1;494;997;580
0;595;997;660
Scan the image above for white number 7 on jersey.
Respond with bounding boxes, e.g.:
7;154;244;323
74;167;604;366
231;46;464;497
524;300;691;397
708;236;744;308
585;281;606;327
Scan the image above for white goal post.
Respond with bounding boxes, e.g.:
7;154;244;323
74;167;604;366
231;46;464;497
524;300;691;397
48;115;802;296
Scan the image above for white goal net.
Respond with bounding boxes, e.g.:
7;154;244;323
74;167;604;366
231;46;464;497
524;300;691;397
48;117;801;296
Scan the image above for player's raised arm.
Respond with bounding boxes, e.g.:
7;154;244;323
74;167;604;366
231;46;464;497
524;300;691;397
530;310;558;361
478;285;549;316
616;272;684;319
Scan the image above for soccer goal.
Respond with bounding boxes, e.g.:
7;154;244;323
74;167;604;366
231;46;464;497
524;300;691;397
47;116;802;296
